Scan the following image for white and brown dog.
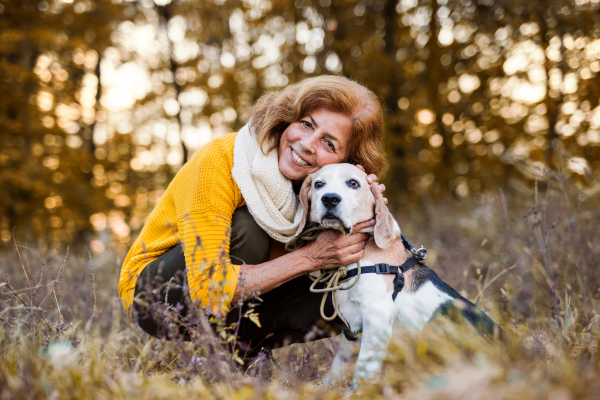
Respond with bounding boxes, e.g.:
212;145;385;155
294;163;496;387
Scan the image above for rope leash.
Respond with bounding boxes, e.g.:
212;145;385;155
285;223;361;325
284;223;325;252
309;263;361;323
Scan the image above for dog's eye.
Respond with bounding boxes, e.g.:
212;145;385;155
347;179;360;189
314;181;324;189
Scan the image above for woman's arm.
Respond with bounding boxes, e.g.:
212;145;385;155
231;219;374;303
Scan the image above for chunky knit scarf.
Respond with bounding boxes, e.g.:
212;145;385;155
232;122;305;243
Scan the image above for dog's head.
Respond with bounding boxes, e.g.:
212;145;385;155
295;163;399;249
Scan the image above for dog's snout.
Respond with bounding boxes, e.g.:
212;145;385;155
321;193;341;208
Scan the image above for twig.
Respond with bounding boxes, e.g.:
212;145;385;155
534;221;561;326
52;285;64;325
50;247;69;326
157;354;180;374
13;230;33;307
15;245;46;295
3;282;52;330
37;287;53;309
474;264;517;303
54;247;69;297
0;306;46;319
86;251;98;333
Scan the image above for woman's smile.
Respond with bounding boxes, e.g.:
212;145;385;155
290;147;312;167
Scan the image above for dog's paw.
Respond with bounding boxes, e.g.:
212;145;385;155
349;378;359;390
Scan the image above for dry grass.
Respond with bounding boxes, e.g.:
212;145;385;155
2;175;600;399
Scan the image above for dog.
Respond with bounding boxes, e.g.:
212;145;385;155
294;163;497;387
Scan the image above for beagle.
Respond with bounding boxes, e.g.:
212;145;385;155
294;163;497;387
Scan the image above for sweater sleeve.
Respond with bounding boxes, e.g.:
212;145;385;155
175;138;243;312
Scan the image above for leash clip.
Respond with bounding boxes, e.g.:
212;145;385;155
412;246;427;261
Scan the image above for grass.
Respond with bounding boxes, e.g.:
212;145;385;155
2;172;600;399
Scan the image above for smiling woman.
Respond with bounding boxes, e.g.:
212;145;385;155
118;75;388;359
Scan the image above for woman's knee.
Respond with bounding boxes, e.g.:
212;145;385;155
230;206;270;265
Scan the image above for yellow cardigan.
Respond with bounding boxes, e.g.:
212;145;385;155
118;132;286;312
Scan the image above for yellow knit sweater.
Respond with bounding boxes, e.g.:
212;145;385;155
118;132;286;312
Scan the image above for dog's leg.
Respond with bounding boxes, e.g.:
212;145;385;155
353;303;394;382
321;334;361;387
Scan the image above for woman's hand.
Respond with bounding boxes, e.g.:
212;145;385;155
303;219;375;271
355;164;387;205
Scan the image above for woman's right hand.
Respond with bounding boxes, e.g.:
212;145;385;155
302;220;374;271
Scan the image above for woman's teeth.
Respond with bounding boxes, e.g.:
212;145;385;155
292;149;310;166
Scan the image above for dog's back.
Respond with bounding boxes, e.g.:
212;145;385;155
395;264;497;337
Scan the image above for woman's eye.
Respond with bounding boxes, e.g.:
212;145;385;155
347;179;360;189
325;140;335;150
300;120;312;129
314;181;324;188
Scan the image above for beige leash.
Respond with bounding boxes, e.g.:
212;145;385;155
285;223;362;327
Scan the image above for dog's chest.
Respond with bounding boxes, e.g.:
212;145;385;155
336;258;396;333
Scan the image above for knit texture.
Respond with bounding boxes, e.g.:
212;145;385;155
119;132;246;312
232;123;305;243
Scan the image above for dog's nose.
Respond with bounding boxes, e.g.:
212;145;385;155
321;193;341;209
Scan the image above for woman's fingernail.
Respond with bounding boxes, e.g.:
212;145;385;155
370;219;376;225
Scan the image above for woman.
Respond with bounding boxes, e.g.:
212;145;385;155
118;75;388;354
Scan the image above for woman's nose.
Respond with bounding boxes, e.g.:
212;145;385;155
299;132;317;154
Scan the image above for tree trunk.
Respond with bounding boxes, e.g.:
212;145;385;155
160;2;189;165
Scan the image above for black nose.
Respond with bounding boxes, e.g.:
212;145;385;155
321;193;341;209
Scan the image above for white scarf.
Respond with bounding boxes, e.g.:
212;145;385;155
232;122;305;243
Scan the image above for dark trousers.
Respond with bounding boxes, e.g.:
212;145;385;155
133;206;341;355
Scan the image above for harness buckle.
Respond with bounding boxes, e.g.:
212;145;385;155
374;263;390;274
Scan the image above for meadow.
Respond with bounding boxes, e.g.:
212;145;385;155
2;169;599;400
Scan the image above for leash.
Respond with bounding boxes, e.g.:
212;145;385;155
285;223;361;329
308;262;361;327
284;223;326;252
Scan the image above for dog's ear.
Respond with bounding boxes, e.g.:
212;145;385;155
295;174;313;236
371;182;396;249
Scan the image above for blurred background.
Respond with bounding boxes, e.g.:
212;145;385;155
2;4;600;391
1;0;599;257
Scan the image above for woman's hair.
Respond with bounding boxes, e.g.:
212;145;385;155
249;75;388;176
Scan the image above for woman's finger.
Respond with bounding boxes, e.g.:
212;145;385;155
344;241;367;255
383;197;388;205
366;173;378;184
339;232;370;248
341;249;365;265
355;164;365;172
352;219;375;232
378;183;386;192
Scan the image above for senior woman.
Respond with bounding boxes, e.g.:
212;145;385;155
118;75;388;355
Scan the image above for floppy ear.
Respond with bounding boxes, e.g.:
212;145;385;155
371;183;396;249
294;174;313;236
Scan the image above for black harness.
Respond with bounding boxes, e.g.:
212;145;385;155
325;234;428;341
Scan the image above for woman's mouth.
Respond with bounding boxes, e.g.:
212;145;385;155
290;148;312;167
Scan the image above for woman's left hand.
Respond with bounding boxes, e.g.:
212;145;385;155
355;164;388;205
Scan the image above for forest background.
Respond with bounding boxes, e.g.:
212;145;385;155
1;0;600;398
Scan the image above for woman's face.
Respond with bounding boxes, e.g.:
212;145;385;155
278;107;352;182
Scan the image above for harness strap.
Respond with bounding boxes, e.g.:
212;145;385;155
344;256;421;300
344;257;419;279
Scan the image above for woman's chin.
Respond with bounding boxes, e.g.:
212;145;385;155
280;162;313;181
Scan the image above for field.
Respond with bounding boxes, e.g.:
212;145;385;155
2;178;600;400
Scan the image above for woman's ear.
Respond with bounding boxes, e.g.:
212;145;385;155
370;183;396;249
295;174;313;236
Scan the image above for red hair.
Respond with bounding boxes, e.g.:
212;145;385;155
249;75;388;176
